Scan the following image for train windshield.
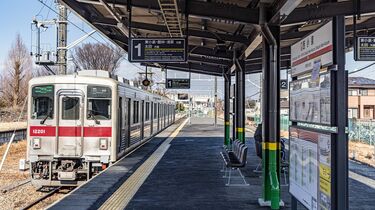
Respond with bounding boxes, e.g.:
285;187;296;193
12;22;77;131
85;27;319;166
31;85;54;120
87;86;111;120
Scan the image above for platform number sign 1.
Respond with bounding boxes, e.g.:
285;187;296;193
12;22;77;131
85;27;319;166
135;42;142;57
129;38;186;63
280;79;288;89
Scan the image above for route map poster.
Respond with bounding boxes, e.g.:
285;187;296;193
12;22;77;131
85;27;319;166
289;127;332;210
289;73;331;125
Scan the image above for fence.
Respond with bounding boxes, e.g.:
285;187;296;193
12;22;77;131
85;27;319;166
249;115;375;146
348;119;375;145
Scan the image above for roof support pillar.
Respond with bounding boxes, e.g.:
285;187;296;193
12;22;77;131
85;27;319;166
332;14;348;210
235;57;245;144
224;70;231;146
259;6;281;208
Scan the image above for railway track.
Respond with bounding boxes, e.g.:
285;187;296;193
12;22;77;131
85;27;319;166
20;187;74;210
0;129;27;144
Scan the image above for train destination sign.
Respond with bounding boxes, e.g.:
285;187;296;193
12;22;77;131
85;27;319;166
356;37;375;61
166;78;190;89
129;38;186;62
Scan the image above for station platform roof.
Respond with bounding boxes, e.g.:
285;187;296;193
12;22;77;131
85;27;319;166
60;0;375;76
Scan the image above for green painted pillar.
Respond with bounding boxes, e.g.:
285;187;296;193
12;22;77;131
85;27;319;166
259;9;281;209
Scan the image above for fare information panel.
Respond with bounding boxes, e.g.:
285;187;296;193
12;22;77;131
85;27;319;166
129;38;186;62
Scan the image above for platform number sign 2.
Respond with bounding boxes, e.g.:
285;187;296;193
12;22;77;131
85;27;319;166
280;79;288;89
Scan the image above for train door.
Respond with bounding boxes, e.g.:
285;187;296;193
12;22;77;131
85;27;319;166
164;104;166;127
118;97;122;153
157;103;160;131
57;91;84;157
118;97;130;152
141;100;144;140
150;102;154;134
125;98;130;148
160;104;164;128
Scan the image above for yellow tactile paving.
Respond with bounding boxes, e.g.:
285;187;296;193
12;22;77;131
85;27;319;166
99;118;189;210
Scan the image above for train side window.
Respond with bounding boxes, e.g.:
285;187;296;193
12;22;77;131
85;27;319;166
145;102;150;121
133;101;139;124
62;97;80;120
154;103;158;118
31;85;54;120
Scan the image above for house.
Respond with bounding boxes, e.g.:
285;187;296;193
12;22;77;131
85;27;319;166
348;77;375;119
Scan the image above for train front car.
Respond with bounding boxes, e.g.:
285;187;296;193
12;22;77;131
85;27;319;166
27;74;116;187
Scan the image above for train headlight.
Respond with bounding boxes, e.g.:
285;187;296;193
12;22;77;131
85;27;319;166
32;138;41;149
99;138;108;150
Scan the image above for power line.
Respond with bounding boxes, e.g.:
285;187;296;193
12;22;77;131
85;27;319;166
349;62;375;74
36;0;110;46
36;0;168;81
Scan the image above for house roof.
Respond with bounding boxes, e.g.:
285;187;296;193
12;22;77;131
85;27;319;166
349;77;375;87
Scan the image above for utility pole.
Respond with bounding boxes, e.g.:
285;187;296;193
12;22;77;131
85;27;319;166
57;4;68;75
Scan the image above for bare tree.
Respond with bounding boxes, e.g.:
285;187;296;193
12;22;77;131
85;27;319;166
0;34;32;108
72;43;125;73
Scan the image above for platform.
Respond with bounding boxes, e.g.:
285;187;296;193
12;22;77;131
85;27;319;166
49;117;375;210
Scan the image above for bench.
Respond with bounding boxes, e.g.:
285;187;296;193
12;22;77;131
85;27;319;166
220;140;249;186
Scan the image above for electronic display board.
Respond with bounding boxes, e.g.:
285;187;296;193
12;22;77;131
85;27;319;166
129;38;186;62
166;78;190;89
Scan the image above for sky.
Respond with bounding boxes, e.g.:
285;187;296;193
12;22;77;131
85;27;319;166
0;0;374;99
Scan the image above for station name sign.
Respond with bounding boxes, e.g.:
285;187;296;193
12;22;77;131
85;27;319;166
356;37;375;61
129;38;186;63
291;21;333;77
166;78;190;89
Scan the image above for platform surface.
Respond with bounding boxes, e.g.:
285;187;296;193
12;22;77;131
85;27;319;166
49;117;375;210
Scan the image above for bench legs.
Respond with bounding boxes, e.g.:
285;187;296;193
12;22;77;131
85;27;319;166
225;168;249;186
280;166;289;187
253;160;262;173
220;161;226;172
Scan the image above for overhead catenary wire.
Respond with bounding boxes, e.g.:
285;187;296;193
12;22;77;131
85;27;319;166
348;62;375;74
36;0;112;47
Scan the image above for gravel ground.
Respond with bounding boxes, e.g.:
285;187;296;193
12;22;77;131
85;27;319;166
0;122;27;132
0;141;66;210
349;141;375;167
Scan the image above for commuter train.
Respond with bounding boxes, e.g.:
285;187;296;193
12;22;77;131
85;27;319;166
27;70;176;187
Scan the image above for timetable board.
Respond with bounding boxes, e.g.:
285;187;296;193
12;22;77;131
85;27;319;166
289;127;332;210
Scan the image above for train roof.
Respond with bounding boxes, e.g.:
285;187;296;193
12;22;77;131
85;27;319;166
29;70;174;103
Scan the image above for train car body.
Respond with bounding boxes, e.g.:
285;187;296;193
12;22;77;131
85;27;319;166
27;70;175;187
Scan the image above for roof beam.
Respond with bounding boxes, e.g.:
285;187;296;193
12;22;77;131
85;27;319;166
81;0;259;25
270;0;303;24
245;60;290;74
144;63;223;76
92;17;249;43
188;46;233;60
284;0;375;25
188;56;231;67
